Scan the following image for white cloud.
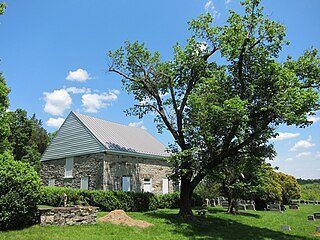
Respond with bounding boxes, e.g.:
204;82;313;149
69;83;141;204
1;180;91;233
129;121;147;130
284;157;294;162
225;0;232;4
315;152;320;159
43;89;72;116
65;87;91;94
46;117;65;128
66;68;90;82
307;115;320;123
204;0;220;17
290;136;315;151
272;132;300;141
296;152;311;158
82;90;120;113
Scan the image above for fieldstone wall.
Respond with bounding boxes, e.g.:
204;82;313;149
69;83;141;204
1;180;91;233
104;154;173;194
40;152;173;194
40;153;104;189
39;206;99;226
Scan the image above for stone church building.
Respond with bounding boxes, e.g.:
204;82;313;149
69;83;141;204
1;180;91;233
40;111;173;195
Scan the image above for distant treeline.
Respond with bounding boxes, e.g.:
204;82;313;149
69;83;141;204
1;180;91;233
297;178;320;185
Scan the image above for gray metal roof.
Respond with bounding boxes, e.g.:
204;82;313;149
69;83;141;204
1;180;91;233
73;112;170;158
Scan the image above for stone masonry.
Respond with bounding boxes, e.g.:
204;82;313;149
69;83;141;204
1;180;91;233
40;153;104;190
39;206;99;226
41;152;173;194
104;154;173;194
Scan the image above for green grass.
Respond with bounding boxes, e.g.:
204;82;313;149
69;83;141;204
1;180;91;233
1;204;320;240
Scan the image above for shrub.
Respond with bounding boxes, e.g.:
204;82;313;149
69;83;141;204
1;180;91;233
87;190;121;211
39;187;202;212
0;152;41;230
158;192;180;209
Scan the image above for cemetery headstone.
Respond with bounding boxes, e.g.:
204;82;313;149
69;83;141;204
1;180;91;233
308;215;315;221
314;212;320;220
281;225;291;231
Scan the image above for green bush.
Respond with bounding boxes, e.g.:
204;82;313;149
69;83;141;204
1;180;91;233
87;190;121;211
0;152;41;230
158;192;180;208
39;187;202;212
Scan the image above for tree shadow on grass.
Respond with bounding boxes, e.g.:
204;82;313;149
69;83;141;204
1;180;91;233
146;211;311;240
208;207;261;219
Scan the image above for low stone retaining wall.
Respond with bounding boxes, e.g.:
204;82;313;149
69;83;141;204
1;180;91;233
39;206;99;226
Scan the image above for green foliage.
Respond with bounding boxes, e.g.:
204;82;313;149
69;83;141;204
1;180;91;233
0;73;10;154
108;0;320;216
253;169;300;208
39;187;202;211
7;109;49;172
0;3;6;15
194;178;221;200
300;183;320;200
297;178;320;185
277;172;301;204
0;152;41;230
158;192;181;209
47;130;58;145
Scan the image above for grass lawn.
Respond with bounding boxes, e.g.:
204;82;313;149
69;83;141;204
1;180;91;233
1;204;320;240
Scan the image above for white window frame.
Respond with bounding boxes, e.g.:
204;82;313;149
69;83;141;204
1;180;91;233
65;157;74;178
80;176;89;190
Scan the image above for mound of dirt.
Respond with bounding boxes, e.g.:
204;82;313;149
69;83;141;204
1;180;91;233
98;210;154;228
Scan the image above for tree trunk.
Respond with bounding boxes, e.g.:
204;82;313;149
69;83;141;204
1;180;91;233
227;197;239;215
178;176;194;218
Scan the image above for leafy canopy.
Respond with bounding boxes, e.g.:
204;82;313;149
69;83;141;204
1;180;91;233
108;0;320;216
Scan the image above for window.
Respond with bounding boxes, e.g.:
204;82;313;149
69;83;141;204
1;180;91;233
65;157;74;178
48;179;55;187
143;178;152;192
122;176;131;192
81;176;89;190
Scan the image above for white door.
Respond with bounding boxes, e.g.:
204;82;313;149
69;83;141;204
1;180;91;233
143;178;152;192
81;176;89;190
162;178;169;194
122;176;131;192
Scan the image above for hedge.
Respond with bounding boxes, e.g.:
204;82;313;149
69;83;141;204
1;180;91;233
39;186;202;211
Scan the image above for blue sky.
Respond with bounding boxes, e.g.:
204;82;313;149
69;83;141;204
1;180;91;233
0;0;319;179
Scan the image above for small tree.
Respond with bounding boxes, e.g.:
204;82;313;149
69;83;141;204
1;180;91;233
277;172;301;204
214;158;270;214
0;152;41;230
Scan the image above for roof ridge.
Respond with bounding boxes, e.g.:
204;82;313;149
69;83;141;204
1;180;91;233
73;111;147;132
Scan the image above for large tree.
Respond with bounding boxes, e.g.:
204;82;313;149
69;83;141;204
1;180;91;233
7;109;49;172
108;0;320;217
0;3;10;154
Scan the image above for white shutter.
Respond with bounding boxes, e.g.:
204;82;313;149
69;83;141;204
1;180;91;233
162;178;169;194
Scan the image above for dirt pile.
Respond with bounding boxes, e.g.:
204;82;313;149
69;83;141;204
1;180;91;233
98;210;154;228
